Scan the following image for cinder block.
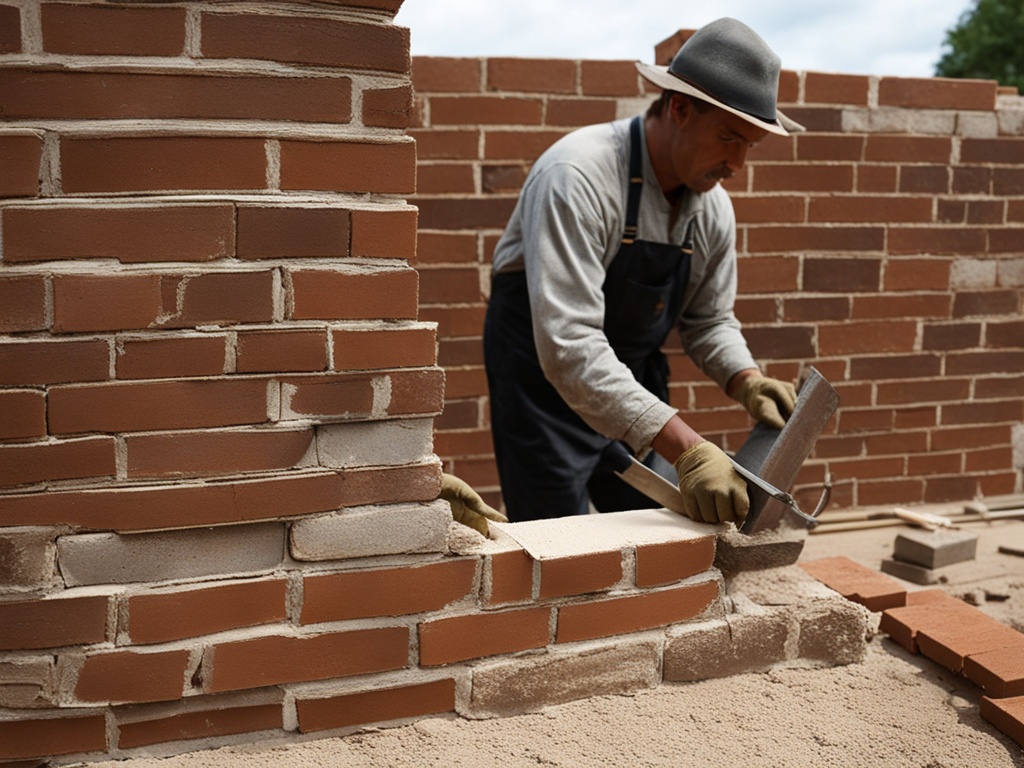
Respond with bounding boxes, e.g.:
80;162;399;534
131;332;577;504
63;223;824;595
880;557;944;585
715;527;806;575
893;528;978;569
0;527;56;590
663;612;790;682
467;637;661;718
290;500;450;561
0;658;55;708
796;598;872;666
57;523;285;586
315;418;434;468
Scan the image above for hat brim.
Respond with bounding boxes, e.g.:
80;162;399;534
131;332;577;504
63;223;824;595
636;61;803;136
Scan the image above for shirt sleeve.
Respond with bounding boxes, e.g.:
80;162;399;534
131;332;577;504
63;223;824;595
520;162;678;455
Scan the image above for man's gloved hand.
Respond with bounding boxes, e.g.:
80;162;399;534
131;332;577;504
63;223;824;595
735;375;797;430
673;442;749;524
439;473;508;537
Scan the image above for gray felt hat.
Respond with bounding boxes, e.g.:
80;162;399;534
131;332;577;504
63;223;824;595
636;18;803;136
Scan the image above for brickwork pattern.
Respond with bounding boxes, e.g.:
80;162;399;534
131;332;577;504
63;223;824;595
411;52;1024;511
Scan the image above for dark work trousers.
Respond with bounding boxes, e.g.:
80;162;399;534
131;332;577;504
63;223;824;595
484;115;694;522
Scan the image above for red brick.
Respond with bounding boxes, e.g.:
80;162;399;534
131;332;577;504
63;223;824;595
415;196;517;230
735;297;778;324
545;98;617;127
332;326;436;370
416;232;478;266
76;648;190;703
297;678;455;733
864;135;953;164
751;164;854;192
160;271;275;328
858;478;925;506
429;96;544;126
0;437;116;488
865;430;929;456
876;378;970;405
828;456;906;482
537;552;622;600
201;13;409;73
420;305;487;337
921;321;981;350
635;537;716;588
818;321;917;355
736;255;799;292
488;549;534;605
977;376;1024;399
204;628;409;693
889;227;986;255
900;166;950;194
966;446;1013;472
907;453;962;476
961;137;1024;164
966;647;1024;698
289;267;419;321
732;196;805;223
743;325;815;359
799;556;906;612
0;389;46;439
0;275;46;333
747;226;883;254
856;164;897;193
0;4;20;52
778;69;799;103
942;399;1023;426
487;58;576;94
302;559;476;624
878;76;996;110
838;408;895;433
53;273;162;333
879;598;976;652
0;594;109;651
747;136;794;163
581;60;641;96
363;84;413;128
994;168;1024;195
235;329;328;373
803;257;882;292
128;580;288;644
0;69;351;123
980;695;1024;747
413;57;482;93
988;320;1024;347
61;137;266;194
419;606;550;666
0;133;41;196
351;208;418;259
3;205;235;264
804;72;870;105
947;350;1024;376
42;3;185;55
419;266;482;304
48;378;269;435
116;335;227;379
126;427;313;479
409;128;479;159
0;338;109;386
418;163;476;194
807;196;932;223
284;368;444;419
0;468;433;531
236;206;349;260
954;290;1020;318
280;139;415;194
854;294;952;320
483;130;567;161
0;715;106;761
555;580;719;643
118;702;283;749
884;258;952;291
917;622;1024;673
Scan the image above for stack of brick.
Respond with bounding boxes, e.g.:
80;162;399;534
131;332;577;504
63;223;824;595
0;5;876;764
411;42;1024;512
800;555;1024;747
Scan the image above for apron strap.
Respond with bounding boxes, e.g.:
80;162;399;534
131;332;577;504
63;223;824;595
622;116;644;245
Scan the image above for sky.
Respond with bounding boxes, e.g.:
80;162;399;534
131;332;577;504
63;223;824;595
393;0;975;79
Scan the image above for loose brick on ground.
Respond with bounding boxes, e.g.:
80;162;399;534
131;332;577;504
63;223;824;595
799;555;907;611
980;695;1024;747
965;646;1024;698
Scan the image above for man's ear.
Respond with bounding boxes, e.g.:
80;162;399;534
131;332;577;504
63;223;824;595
669;93;693;129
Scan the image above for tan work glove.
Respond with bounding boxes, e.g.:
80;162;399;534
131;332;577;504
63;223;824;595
735;375;797;430
439;473;508;537
673;442;749;524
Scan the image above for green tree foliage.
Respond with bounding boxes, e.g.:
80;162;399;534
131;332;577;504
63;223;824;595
935;0;1024;90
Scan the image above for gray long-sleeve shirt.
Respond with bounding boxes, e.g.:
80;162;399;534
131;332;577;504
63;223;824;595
491;117;757;455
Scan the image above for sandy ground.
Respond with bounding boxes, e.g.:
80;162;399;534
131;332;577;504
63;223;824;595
87;517;1024;768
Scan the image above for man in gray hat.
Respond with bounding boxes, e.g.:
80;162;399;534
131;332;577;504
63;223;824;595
483;18;801;524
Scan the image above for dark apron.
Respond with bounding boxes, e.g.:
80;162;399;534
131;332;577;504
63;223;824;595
484;116;693;521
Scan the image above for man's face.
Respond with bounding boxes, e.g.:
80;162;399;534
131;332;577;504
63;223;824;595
668;96;769;194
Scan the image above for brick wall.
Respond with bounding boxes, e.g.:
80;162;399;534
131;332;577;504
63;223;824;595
413;47;1024;512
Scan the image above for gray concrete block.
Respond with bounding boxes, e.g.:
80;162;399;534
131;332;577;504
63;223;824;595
715;527;806;575
880;557;944;585
663;611;790;682
290;500;450;561
466;637;661;718
57;523;286;586
315;419;434;469
0;658;55;708
0;527;57;590
795;598;872;666
893;528;978;569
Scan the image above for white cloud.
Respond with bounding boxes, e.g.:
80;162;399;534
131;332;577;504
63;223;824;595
394;0;974;78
